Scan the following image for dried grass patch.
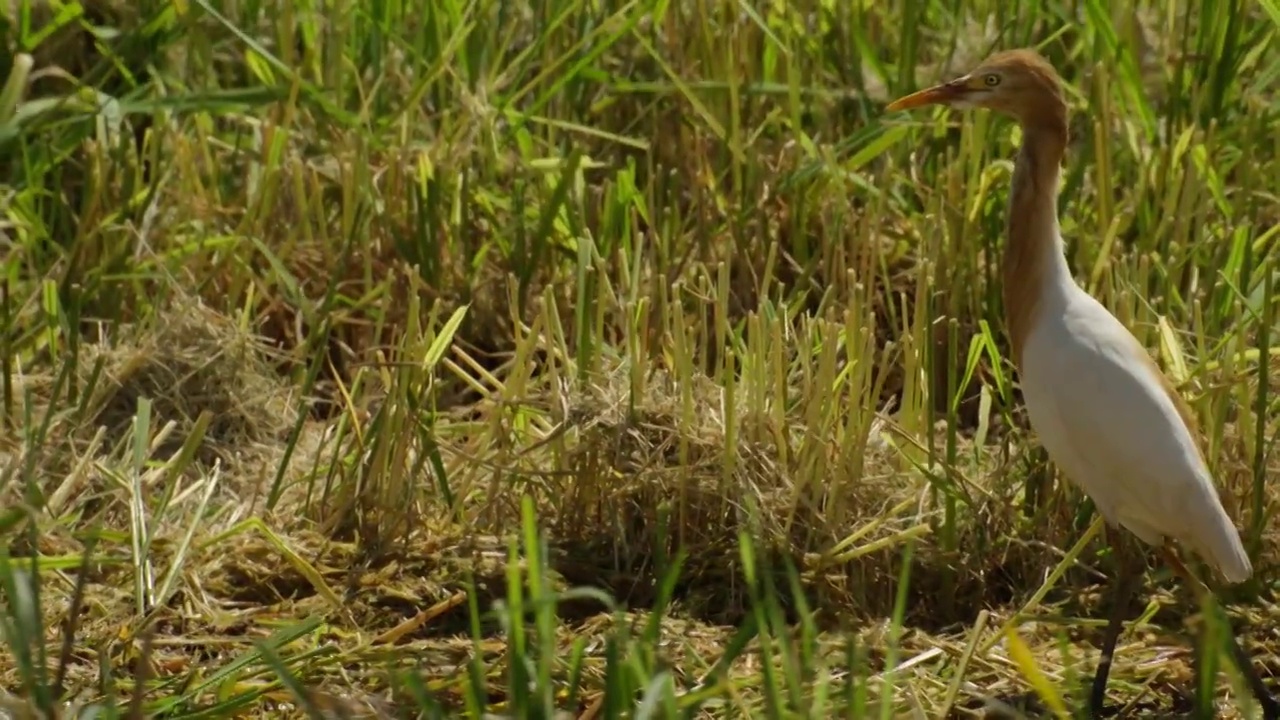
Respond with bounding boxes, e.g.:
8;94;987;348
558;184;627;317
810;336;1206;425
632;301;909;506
3;300;1279;718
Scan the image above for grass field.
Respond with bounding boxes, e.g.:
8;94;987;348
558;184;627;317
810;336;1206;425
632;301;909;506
2;0;1280;717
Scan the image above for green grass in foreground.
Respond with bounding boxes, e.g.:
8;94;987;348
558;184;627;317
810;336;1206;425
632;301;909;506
1;0;1279;716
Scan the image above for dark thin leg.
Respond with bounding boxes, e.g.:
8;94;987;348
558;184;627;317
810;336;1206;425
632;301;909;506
1090;532;1140;718
1161;545;1280;720
1089;566;1137;717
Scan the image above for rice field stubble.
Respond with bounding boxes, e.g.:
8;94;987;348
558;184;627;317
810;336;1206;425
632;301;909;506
1;0;1279;717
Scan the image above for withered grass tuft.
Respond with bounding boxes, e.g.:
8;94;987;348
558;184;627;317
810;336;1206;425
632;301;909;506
2;0;1279;717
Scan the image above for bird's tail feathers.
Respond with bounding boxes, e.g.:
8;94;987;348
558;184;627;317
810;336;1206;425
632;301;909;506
1191;498;1252;585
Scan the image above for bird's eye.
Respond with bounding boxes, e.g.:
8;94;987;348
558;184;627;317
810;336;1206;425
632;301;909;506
983;74;1001;87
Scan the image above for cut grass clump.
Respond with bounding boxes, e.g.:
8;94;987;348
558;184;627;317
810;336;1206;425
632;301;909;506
536;357;1077;631
75;299;295;465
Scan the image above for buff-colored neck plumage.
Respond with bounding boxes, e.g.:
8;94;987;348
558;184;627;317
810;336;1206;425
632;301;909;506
997;52;1071;369
1003;118;1068;368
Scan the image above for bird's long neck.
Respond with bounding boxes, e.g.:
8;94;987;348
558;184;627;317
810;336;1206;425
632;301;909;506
1003;117;1070;368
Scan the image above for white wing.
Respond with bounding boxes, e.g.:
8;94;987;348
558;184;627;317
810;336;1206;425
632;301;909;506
1020;295;1251;582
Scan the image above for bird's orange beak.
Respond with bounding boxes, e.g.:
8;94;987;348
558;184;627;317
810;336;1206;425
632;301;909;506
885;79;969;112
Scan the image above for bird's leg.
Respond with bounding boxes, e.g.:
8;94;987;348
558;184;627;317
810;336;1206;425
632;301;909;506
1160;543;1279;720
1089;530;1140;717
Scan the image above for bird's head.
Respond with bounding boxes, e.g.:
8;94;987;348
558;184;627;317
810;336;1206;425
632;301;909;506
886;49;1067;128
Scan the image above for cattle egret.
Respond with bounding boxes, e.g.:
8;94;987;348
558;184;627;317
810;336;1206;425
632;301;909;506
884;49;1275;717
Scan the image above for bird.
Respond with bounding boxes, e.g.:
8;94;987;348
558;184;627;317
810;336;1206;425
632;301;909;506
884;49;1276;717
